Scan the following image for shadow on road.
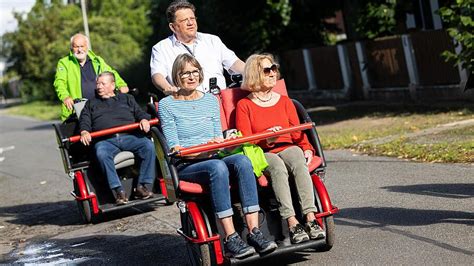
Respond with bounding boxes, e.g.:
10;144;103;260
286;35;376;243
2;233;187;265
335;207;474;256
381;183;474;199
24;123;57;131
337;207;474;227
0;200;159;227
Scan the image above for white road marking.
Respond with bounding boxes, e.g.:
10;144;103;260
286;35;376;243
0;145;15;153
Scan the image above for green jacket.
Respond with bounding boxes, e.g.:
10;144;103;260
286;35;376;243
53;50;127;120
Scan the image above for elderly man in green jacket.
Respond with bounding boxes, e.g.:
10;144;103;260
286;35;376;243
54;33;129;120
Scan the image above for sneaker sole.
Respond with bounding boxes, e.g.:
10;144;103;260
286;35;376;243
258;242;278;254
226;247;256;259
134;194;153;200
291;235;310;244
309;232;326;239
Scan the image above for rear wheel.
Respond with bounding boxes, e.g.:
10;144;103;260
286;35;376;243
321;216;335;251
181;210;212;266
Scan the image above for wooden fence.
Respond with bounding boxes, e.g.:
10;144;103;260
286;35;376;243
277;29;472;102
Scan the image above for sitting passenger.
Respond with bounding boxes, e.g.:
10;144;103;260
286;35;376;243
79;71;155;205
158;54;277;258
235;54;326;244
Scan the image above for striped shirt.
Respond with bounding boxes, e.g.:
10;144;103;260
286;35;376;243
158;93;222;149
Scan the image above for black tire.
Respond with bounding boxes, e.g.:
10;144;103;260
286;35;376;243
73;177;94;224
321;216;335;251
182;211;213;266
76;199;92;223
313;184;336;251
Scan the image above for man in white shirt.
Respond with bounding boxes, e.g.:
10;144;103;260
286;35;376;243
150;0;245;94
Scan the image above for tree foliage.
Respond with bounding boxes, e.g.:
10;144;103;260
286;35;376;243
3;0;151;101
438;0;473;73
149;0;340;59
3;0;343;101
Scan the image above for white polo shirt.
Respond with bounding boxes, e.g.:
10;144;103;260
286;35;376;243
150;32;239;92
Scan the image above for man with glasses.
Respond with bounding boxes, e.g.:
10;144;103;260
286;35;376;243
54;33;129;121
150;0;245;95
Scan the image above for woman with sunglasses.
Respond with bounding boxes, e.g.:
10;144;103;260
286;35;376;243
158;54;277;259
235;54;325;244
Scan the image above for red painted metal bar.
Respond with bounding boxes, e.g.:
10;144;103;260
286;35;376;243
67;118;159;143
311;173;335;213
174;122;314;156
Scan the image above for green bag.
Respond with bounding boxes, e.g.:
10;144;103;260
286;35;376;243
218;132;269;177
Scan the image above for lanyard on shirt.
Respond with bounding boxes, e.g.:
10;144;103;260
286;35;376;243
182;43;195;57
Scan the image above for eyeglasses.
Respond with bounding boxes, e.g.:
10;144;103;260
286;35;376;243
263;64;279;75
180;70;200;79
176;17;197;24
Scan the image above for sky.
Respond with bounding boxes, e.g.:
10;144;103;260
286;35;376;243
0;0;36;35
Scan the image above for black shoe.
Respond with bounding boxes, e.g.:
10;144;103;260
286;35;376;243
247;227;277;254
134;185;153;200
224;232;255;259
289;224;310;244
305;220;326;239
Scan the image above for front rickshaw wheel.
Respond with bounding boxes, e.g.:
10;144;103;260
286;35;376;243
181;210;212;266
77;199;92;223
321;216;335;251
73;178;93;223
313;184;336;251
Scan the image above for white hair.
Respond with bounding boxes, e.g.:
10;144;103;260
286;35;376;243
70;33;91;50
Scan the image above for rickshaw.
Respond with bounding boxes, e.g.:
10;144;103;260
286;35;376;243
149;79;338;265
53;100;169;223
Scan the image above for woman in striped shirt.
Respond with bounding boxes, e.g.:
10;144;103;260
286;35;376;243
158;54;277;259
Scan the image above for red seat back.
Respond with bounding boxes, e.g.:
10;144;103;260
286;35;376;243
219;79;288;130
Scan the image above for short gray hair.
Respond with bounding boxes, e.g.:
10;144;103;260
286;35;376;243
70;33;90;50
97;71;116;83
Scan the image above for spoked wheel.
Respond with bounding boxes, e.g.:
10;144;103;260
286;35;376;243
181;209;212;266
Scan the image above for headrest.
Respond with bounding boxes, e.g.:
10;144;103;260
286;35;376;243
220;79;287;129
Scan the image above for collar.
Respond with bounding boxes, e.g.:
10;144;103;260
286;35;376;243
171;32;202;47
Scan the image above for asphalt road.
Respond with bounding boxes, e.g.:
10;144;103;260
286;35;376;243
0;114;473;265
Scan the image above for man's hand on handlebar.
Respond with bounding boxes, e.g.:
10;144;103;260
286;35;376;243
80;130;92;146
163;85;179;96
139;119;151;133
119;86;130;94
63;97;74;111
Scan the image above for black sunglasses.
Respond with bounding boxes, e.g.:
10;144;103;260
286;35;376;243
263;64;279;75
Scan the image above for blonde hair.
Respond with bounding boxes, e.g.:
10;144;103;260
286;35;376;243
171;53;204;88
242;54;280;92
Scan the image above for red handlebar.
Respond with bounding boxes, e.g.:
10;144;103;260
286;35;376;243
173;122;314;156
67;118;159;143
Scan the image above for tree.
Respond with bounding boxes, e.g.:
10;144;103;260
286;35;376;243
438;0;473;73
2;0;152;102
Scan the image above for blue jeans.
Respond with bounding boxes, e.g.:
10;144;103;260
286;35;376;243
94;134;156;190
178;154;260;218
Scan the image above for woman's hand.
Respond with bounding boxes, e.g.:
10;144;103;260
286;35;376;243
303;150;313;165
207;137;224;144
266;126;282;145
